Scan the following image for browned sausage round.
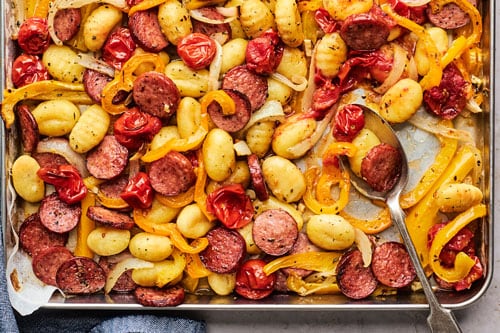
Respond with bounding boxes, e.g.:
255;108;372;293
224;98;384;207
192;7;232;45
39;192;82;234
360;143;402;193
340;12;390;51
336;249;378;299
371;241;416;288
53;8;82;42
252;209;298;256
18;213;68;257
208;89;251;132
83;69;112;104
426;0;476;30
32;152;69;170
99;175;129;199
86;135;129;180
86;206;135;230
132;71;180;119
98;251;137;292
247;154;269;201
199;226;246;274
16;104;39;154
128;9;168;52
56;257;106;294
134;285;185;307
222;65;268;112
32;246;74;286
148;151;196;196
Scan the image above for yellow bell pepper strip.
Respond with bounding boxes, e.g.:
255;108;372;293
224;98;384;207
1;80;86;128
263;252;341;275
128;0;166;17
400;128;458;209
186;253;212;279
74;192;96;258
406;144;481;271
133;208;208;253
83;176;104;192
194;150;217;221
286;273;340;296
200;89;236;116
132;249;187;288
441;36;467;69
101;53;166;115
429;204;486;282
380;4;442;91
156;185;195;208
340;207;393;235
96;191;130;210
181;274;200;293
33;0;53;18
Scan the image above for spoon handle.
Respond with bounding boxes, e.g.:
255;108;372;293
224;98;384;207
386;195;462;333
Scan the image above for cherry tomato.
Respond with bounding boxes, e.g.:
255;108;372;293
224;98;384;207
120;172;154;209
206;184;254;229
102;27;136;70
235;259;276;300
314;8;339;34
177;33;217;70
423;63;468;120
454;256;483;291
311;80;341;118
332;104;365;142
113;107;162;150
388;0;427;25
246;29;284;75
17;17;50;55
427;223;475;267
12;54;51;88
37;164;87;204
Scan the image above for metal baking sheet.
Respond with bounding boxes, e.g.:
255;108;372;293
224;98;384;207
1;0;494;311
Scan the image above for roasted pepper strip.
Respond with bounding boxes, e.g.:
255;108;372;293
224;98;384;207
340;206;393;235
263;252;341;275
128;0;166;16
200;89;236;116
1;80;86;128
194;150;216;221
33;0;52;18
286;274;340;296
74;192;96;258
132;249;186;288
156;185;195;208
101;53;166;115
429;204;486;282
96;191;130;209
406;144;481;271
186;253;212;279
400;128;458;209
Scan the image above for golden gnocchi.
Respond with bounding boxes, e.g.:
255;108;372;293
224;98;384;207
32;99;80;137
69;104;110;153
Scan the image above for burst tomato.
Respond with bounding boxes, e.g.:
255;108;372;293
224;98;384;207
332;104;365;142
177;33;217;70
11;54;50;88
245;29;284;75
37;164;87;204
113;107;162;150
120;172;154;209
17;17;50;55
206;184;254;229
235;259;276;300
102;27;136;70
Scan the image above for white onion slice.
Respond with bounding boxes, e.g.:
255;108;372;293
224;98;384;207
465;99;482;114
104;258;154;294
301;43;319;113
48;0;129;45
407;112;474;143
236;100;286;137
36;138;89;177
233;140;252;156
270;72;308;92
374;44;407;94
401;0;431;7
77;53;116;78
190;9;236;24
208;41;223;91
354;228;372;267
215;6;239;18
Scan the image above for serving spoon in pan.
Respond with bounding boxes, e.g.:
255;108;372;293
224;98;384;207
339;104;462;333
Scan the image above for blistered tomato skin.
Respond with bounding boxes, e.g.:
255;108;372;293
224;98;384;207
333;104;365;142
17;17;51;55
11;54;51;88
206;184;254;229
113;107;162;150
102;27;136;70
245;29;284;75
120;172;154;210
37;164;88;204
235;259;276;300
177;33;217;70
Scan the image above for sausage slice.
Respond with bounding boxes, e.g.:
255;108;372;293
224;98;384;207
252;209;298;256
56;257;106;294
336;249;378;299
371;242;416;288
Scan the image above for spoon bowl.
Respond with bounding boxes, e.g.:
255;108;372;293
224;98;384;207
339;104;462;333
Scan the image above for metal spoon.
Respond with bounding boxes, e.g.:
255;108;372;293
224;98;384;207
339;104;462;333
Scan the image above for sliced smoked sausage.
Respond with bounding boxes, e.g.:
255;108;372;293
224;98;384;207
53;8;82;42
128;9;168;52
192;7;231;45
371;241;416;288
199;226;246;274
32;246;74;286
134;285;185;307
222;65;268;112
340;10;390;51
56;257;106;294
252;209;298;256
336;249;378;299
86;135;129;180
39;192;82;234
360;143;402;193
427;0;476;30
83;69;112;104
19;213;68;257
148;151;196;196
247;154;269;201
208;89;251;132
16;104;39;154
86;206;135;230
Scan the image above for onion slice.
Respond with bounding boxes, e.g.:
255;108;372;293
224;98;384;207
301;42;319;113
270;72;308;92
400;0;431;6
48;0;129;45
36;138;89;177
190;9;236;24
407;112;474;143
208;41;223;91
233;140;252;156
354;228;372;267
215;6;239;18
236;100;286;137
374;43;407;94
77;53;116;78
104;258;154;294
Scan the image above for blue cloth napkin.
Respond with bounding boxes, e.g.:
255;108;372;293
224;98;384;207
1;222;206;333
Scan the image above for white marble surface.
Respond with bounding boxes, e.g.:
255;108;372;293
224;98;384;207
191;4;500;333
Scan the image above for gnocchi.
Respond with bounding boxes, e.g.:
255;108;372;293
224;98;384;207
176;97;202;139
220;38;248;74
379;78;423;123
69;104;110;153
11;155;45;203
434;183;483;213
86;227;130;256
207;272;236;296
306;214;355;250
165;60;209;98
272;115;317;159
262;155;306;203
348;128;381;177
203;128;236;181
240;0;276;39
83;5;123;52
275;0;304;47
129;232;174;262
323;0;373;21
315;32;348;78
246;121;276;158
32;99;80;137
176;204;214;239
42;45;85;83
158;0;193;45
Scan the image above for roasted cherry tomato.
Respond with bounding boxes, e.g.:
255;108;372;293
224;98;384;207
120;172;154;209
245;29;284;75
102;27;136;70
314;8;339;34
177;33;217;70
332;104;365;142
37;164;87;204
423;63;468;120
17;17;50;55
235;259;276;300
388;0;427;25
206;183;254;229
113;107;162;150
311;80;341;117
427;223;475;267
11;54;51;88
